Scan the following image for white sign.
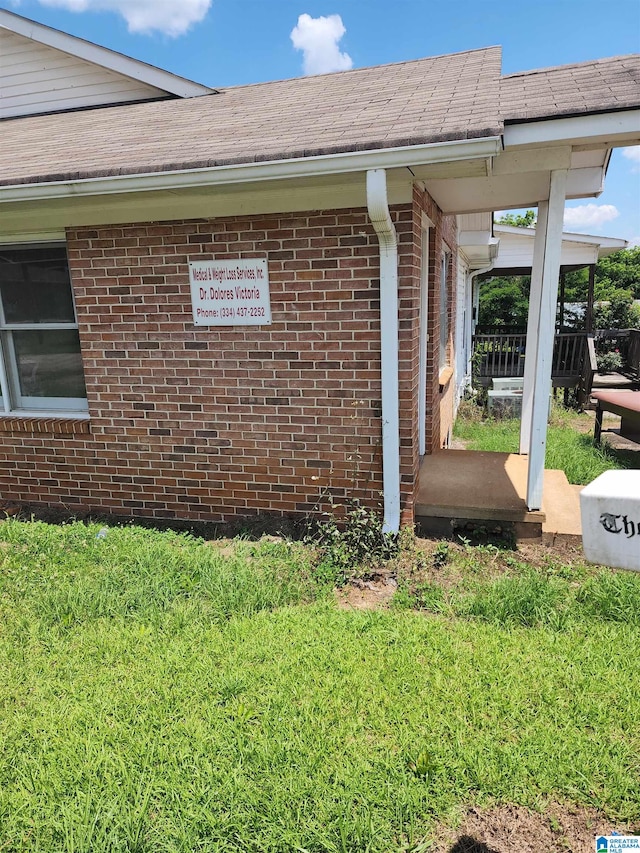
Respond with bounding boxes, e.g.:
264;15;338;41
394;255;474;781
580;471;640;572
189;258;271;326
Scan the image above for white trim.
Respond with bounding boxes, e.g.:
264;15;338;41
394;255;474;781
0;242;88;415
367;168;401;535
504;110;640;149
494;223;628;248
525;170;568;511
520;202;548;456
0;9;212;98
0;137;503;205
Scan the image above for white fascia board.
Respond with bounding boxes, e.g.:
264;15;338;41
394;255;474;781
557;232;627;249
493;223;626;249
504;110;640;149
0;137;502;205
493;224;536;236
0;9;213;97
493;222;629;251
566;166;605;197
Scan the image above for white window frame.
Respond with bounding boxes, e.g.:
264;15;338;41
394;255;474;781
0;242;88;416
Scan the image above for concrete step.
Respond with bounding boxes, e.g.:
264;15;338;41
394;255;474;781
415;450;585;546
541;472;583;546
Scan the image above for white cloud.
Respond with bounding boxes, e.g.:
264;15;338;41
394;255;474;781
622;146;640;172
563;203;620;230
35;0;211;36
290;13;353;75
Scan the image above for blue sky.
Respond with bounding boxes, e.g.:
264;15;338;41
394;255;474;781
3;0;640;243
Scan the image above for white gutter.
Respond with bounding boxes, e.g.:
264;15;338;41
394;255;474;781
0;137;502;204
503;110;640;148
366;168;400;535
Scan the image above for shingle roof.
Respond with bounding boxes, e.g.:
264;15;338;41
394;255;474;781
0;46;502;187
500;55;640;123
1;48;638;189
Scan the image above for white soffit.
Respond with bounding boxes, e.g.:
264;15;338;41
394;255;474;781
570;148;609;169
426;165;606;215
0;171;415;235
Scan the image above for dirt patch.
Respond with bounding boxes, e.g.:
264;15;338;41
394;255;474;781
430;802;638;853
335;576;398;610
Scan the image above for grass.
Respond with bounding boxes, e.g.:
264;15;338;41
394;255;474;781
0;520;639;851
453;402;637;484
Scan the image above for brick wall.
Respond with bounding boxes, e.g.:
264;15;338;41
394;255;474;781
0;208;390;522
0;196;452;526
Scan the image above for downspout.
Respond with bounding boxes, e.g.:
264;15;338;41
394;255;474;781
366;169;400;534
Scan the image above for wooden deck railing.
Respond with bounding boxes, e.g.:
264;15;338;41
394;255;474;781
472;332;589;389
625;330;640;381
576;334;597;407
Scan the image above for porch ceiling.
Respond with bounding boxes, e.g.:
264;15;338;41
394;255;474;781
423;109;640;215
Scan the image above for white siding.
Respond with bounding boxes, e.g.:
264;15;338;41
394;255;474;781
0;30;168;118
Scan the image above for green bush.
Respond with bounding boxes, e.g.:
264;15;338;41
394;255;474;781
309;500;399;585
597;349;624;373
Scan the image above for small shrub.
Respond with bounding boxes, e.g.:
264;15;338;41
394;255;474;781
597;349;623;374
310;500;399;585
433;541;449;569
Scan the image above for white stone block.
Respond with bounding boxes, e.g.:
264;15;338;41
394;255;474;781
580;471;640;572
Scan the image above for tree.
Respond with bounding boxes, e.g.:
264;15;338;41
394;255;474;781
496;210;536;228
478;276;530;328
592;288;640;330
593;247;640;300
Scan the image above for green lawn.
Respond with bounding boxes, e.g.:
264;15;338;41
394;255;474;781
453;404;638;484
0;521;639;851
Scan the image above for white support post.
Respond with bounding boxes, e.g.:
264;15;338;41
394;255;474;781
519;202;548;454
525;170;567;511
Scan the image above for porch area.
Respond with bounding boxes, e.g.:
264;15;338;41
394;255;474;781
415;450;583;544
472;330;597;405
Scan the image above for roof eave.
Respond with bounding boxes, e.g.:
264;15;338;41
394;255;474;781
0;136;503;204
503;108;640;149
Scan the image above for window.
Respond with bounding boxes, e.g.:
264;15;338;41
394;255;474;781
439;251;450;372
0;245;87;413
